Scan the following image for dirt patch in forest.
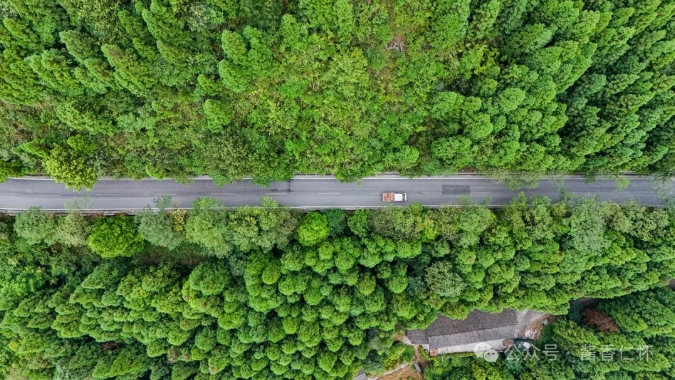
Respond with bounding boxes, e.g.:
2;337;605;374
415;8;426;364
519;312;556;341
373;337;425;380
377;365;423;380
386;35;406;53
412;345;431;372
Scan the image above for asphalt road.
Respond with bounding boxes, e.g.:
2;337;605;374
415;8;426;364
0;175;669;212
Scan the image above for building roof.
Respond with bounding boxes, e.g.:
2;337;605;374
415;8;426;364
352;371;367;380
406;309;519;349
405;329;429;345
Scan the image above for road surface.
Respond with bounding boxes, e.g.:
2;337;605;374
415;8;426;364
0;175;669;212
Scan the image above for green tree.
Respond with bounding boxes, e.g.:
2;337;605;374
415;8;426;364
0;160;24;183
55;212;90;247
424;261;466;298
42;135;101;190
87;215;145;258
298;212;330;246
14;206;57;245
135;196;184;250
185;197;228;255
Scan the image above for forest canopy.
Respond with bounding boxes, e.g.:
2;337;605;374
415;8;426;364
1;0;675;188
1;194;675;379
425;287;675;380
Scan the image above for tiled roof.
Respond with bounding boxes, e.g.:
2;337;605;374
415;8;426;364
429;326;517;349
406;309;519;348
405;329;430;345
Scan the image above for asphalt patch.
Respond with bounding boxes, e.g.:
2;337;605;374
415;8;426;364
442;185;470;195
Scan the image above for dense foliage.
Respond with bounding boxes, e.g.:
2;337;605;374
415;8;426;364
1;195;675;379
1;0;675;187
425;287;675;380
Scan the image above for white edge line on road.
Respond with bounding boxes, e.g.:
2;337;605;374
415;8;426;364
0;203;665;213
19;175;664;181
0;205;452;211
